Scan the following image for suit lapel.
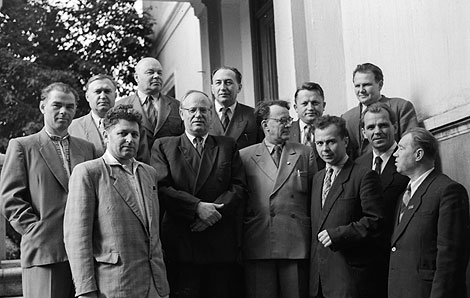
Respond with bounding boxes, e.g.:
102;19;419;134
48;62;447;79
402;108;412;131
391;170;438;245
129;94;153;135
272;143;299;195
138;166;154;234
155;95;171;135
317;160;353;232
38;130;69;192
84;113;105;153
194;136;218;194
226;104;246;140
289;121;301;143
178;135;198;186
252;143;277;183
380;154;397;189
209;105;225;136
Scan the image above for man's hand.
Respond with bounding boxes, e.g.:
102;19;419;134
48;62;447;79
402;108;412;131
190;218;210;232
318;230;332;248
196;202;224;225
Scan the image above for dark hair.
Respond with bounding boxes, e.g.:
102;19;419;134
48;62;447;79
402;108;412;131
313;115;349;139
353;63;384;83
211;66;242;84
103;104;142;130
360;102;396;128
254;100;290;127
41;82;79;103
294;82;324;102
85;74;117;91
406;127;439;161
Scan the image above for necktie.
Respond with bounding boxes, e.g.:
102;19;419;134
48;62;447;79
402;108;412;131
144;96;158;128
374;156;383;174
399;184;412;223
303;124;314;147
272;145;282;167
50;135;71;177
322;167;334;207
221;107;230;131
98;118;106;149
195;136;204;156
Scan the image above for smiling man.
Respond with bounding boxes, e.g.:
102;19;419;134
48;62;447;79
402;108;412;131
1;82;96;298
342;63;418;159
64;104;169;298
69;74;149;162
209;66;260;149
151;90;246;298
310;115;385;298
118;57;184;150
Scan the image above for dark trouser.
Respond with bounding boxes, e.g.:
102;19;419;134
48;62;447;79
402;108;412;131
22;261;74;298
245;259;308;298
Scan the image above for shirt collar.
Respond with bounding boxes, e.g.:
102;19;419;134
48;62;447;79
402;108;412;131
298;119;313;133
137;90;159;105
264;139;284;154
90;111;103;128
45;130;69;140
409;167;434;197
326;154;349;175
185;131;209;148
214;100;237;114
372;142;397;170
102;150;140;174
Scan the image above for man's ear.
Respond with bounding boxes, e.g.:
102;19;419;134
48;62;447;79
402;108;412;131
39;101;46;114
344;136;349;148
237;83;243;93
261;119;268;132
361;127;367;140
415;148;424;162
378;80;384;91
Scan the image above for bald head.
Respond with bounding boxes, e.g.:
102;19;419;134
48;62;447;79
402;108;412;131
134;57;163;97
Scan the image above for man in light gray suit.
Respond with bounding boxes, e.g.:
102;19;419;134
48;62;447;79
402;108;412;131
1;82;96;298
64;105;169;298
118;57;184;150
69;74;150;163
240;100;317;298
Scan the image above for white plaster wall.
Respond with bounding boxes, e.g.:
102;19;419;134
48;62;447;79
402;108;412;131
144;1;204;100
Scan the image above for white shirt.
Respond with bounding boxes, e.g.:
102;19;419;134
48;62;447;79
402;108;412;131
137;90;159;113
326;155;349;184
409;167;435;198
214;100;237;122
90;111;103;130
299;119;314;144
372;142;397;173
185;131;209;149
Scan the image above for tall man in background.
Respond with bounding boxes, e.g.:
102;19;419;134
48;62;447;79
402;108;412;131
69;74;150;163
118;57;184;150
0;82;96;298
151;90;246;298
289;82;327;170
209;66;260;149
240;100;316;298
342;63;418;158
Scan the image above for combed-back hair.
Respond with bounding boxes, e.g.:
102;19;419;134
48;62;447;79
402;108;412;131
406;127;439;161
211;66;242;84
361;102;397;128
41;82;79;104
254;100;290;127
294;82;324;102
103;104;142;130
313;115;349;139
85;74;117;91
353;63;384;83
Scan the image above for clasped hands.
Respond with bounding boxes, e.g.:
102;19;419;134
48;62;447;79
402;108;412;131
190;202;224;232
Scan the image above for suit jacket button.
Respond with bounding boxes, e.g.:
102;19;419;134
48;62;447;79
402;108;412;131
391;247;396;252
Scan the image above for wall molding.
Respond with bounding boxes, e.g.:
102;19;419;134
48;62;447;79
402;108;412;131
425;103;470;141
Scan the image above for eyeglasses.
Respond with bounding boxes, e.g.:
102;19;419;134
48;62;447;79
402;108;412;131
180;107;211;115
267;117;293;126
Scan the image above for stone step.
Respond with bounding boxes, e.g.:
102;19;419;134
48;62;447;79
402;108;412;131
0;259;22;297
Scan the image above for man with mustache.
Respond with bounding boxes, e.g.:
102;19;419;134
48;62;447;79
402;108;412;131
0;82;96;298
342;63;418;159
209;66;260;149
64;105;169;298
118;57;184;150
69;74;150;163
289;82;327;170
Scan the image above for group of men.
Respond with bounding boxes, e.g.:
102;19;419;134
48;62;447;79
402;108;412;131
0;59;469;298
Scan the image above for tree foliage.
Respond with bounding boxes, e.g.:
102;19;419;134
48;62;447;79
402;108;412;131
0;0;154;152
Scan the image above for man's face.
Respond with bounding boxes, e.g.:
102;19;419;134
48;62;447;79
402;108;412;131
104;119;140;163
211;69;242;107
263;105;292;145
315;124;348;166
294;89;325;124
135;58;163;96
180;93;213;137
353;71;383;106
86;79;116;118
40;90;76;136
362;110;396;155
394;133;417;176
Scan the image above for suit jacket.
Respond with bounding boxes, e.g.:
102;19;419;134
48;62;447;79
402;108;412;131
240;141;316;259
64;157;169;297
0;129;96;267
389;170;470;298
289;120;326;171
69;112;150;163
310;159;385;298
209;102;261;149
118;93;184;149
151;134;247;264
342;95;418;159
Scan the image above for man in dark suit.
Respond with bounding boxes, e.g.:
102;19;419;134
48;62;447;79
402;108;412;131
209;66;260;149
240;100;316;298
69;74;150;162
289;82;326;170
151;90;246;298
310;115;385;298
342;63;418;159
389;128;470;298
64;105;169;298
118;57;184;150
0;82;96;298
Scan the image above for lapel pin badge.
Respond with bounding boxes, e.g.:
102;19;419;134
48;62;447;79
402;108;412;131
408;205;414;210
287;161;291;165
